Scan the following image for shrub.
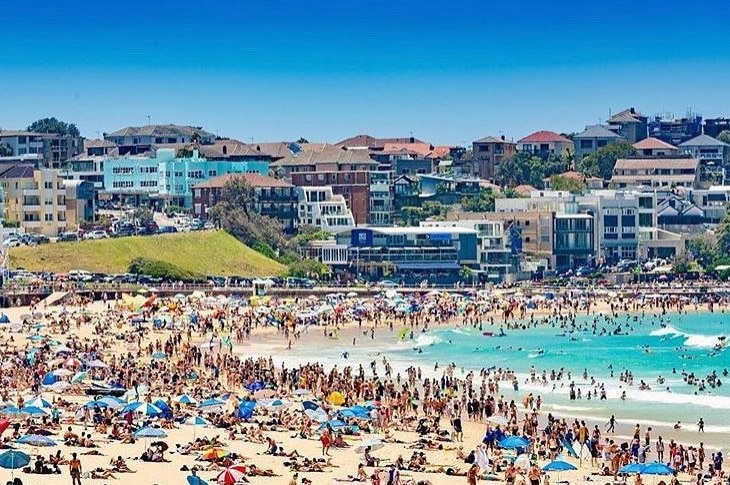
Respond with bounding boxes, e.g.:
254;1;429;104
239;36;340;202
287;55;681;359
128;257;204;282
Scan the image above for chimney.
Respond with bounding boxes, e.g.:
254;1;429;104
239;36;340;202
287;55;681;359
409;136;415;143
501;135;506;141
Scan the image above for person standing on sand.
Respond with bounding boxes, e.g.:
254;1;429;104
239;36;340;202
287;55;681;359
606;415;616;433
697;418;704;432
69;452;82;485
656;436;665;462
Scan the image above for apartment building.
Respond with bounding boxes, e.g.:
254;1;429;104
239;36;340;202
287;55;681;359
471;135;517;180
296;186;355;233
611;158;700;189
0;166;70;236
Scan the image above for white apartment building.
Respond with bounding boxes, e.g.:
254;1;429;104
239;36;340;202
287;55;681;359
296;186;355;233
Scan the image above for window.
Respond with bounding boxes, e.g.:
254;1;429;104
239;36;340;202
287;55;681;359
580;140;593;149
44;213;53;222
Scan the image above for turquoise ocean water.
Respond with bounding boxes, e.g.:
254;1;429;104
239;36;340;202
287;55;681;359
269;311;730;440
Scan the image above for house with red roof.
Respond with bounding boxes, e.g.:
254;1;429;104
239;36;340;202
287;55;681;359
632;137;678;157
517;131;573;159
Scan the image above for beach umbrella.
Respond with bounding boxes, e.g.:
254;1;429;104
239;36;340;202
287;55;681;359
52;368;74;377
71;371;88;383
151;352;167;360
122;402;162;417
216;465;247;484
198;398;226;409
328;391;346;406
487;415;509;426
246;381;266;392
619;463;646;475
0;449;30;477
202;447;228;461
85;359;108;369
499;436;530;449
25;397;52;409
133;427;167;439
19;406;48;416
97;396;125;409
185;416;211;426
304;408;329;423
302;401;319;411
54;345;73;354
1;406;21;416
174;394;198;405
292;388;311;396
642;462;674;475
64;357;82;368
17;434;57;447
542;459;577;483
84;400;109;409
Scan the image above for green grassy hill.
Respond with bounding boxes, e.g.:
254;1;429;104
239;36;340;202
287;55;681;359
9;230;285;276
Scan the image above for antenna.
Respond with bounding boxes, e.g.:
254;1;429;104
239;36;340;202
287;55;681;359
146;115;151;125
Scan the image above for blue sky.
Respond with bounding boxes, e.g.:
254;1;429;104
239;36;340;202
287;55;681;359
1;0;729;145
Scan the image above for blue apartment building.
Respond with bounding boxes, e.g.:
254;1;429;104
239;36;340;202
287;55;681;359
103;148;269;208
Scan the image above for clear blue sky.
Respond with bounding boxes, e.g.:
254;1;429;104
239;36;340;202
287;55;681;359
1;0;729;145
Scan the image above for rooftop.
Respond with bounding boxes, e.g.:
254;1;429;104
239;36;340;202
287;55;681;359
518;130;572;144
614;158;699;170
84;139;117;149
678;134;730;148
106;124;215;140
474;135;515;144
632;137;677;151
265;143;378;168
574;125;624;139
608;108;645;123
335;134;426;148
191;173;293;190
0;164;35;179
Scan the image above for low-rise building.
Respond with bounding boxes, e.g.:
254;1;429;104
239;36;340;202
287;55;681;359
337;226;478;285
517;131;572;159
191;173;298;233
297;186;355;233
679;134;730;184
611;158;699;189
607;108;648;144
0;131;83;167
0;166;69;236
104;124;216;155
632;137;678;157
573;125;625;160
471;135;517;180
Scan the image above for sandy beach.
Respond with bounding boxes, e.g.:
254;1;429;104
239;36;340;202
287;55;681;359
0;289;725;485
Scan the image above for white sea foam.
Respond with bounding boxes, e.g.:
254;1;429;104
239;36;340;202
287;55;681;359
412;334;443;347
649;325;724;349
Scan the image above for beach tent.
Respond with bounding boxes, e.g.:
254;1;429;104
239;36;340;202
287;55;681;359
152;400;174;420
41;372;57;386
0;314;8;324
328;391;345;405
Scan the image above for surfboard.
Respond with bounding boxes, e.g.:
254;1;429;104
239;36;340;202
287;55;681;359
561;438;578;458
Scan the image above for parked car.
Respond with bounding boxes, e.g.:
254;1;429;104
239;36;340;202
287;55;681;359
85;230;108;240
58;232;79;242
2;237;23;248
68;269;93;282
157;226;178;234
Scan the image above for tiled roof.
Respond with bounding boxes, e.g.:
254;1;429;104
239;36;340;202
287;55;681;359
106;124;215;139
678;134;730;148
0;164;35;178
574;125;624;139
608;108;645;123
335;134;426;148
514;184;537;194
265;143;378;168
0;130;43;138
84;139;117;149
518;130;572;144
632;137;677;150
382;142;433;158
191;173;293;189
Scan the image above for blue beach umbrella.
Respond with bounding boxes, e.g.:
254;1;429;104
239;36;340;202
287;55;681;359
0;449;30;477
84;400;109;409
186;474;210;485
25;397;52;409
17;434;57;447
20;406;48;416
97;396;125;409
185;416;211;426
151;351;167;360
499;436;530;449
619;463;646;475
198;398;226;409
542;460;577;471
122;402;162;416
302;401;319;411
133;427;167;439
174;394;198;405
642;462;674;475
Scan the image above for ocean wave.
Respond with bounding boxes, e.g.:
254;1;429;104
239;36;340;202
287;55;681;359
413;334;443;347
649;325;724;349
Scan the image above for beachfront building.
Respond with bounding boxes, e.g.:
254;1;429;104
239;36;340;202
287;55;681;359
517;131;572;159
191;173;298;234
610;158;700;189
296;186;355;233
418;173;481;205
648;113;703;146
579;191;639;264
337;226;478;285
553;213;595;271
690;185;730;223
423;219;516;282
573;125;625;160
607;108;648;144
102;148;269;208
471;135;517;180
63;179;96;227
104;124;216;155
0;166;69;236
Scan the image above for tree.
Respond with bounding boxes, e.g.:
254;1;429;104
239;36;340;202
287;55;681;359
549;175;586;194
288;258;329;280
461;188;495;212
686;235;716;270
672;253;691;274
132;207;154;226
0;143;12;157
578;141;635;180
717;130;730;144
209;177;287;253
495;152;543;188
459;265;474;284
289;225;332;250
716;212;730;256
27;117;80;137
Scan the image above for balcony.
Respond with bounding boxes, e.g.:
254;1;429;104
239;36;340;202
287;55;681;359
22;188;40;197
23;204;41;211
